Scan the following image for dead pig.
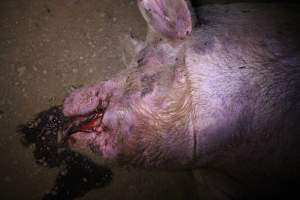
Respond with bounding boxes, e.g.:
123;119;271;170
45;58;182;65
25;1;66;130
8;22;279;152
62;1;300;199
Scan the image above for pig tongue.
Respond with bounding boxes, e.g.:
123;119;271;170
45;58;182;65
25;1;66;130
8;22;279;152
57;110;104;144
64;111;104;137
76;113;103;132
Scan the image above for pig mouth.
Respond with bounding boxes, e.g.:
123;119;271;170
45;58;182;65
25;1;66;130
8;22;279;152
61;106;107;142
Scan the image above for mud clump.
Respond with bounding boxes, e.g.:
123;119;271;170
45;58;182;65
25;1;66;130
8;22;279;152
18;106;112;200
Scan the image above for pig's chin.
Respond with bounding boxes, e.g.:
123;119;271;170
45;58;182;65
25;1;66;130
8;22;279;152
63;106;120;164
67;131;120;165
67;131;97;152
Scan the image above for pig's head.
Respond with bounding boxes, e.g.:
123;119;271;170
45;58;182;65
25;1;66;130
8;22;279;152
63;0;195;169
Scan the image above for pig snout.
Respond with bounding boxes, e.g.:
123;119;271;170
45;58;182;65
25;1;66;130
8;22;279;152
63;80;115;117
63;60;194;167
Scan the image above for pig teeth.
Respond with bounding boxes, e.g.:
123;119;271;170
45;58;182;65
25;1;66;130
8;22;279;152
64;110;105;137
95;126;103;133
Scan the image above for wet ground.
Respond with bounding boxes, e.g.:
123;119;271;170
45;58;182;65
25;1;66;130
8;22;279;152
0;0;200;199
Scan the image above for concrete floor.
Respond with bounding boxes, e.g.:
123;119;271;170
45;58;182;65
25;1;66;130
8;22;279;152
1;0;295;199
0;0;199;199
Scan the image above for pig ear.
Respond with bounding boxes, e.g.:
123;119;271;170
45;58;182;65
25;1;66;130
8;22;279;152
138;0;192;41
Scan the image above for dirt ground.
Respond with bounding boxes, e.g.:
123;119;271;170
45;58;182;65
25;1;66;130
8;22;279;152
0;0;200;199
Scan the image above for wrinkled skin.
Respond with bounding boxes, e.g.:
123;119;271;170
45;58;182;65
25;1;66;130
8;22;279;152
63;1;300;199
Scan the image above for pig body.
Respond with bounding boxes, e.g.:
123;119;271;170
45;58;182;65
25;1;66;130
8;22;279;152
187;4;300;197
62;1;300;199
189;2;300;171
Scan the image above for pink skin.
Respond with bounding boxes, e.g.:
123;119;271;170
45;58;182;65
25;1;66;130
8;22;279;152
137;0;192;40
63;0;195;165
64;60;194;168
63;80;116;117
63;2;300;198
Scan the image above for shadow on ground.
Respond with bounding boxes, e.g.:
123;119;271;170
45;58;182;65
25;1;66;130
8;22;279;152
18;106;112;200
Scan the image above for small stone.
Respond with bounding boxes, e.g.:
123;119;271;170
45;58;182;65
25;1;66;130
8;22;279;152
21;80;28;85
12;160;19;165
17;66;26;76
4;176;12;182
100;13;106;18
48;97;56;105
72;68;78;73
43;70;47;74
60;169;68;176
112;17;117;22
45;131;52;135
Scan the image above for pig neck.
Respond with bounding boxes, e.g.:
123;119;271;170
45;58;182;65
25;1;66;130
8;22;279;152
185;33;300;171
185;45;254;167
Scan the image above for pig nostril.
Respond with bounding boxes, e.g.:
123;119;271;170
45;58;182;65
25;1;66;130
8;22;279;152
102;125;110;133
102;100;109;108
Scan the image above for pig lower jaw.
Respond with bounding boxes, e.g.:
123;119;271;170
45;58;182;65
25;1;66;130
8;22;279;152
67;131;120;164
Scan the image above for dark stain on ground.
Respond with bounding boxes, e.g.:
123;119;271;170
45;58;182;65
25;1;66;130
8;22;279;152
46;7;51;14
17;106;112;200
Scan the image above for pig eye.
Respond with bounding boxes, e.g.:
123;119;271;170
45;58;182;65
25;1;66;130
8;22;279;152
137;57;144;65
140;73;160;97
